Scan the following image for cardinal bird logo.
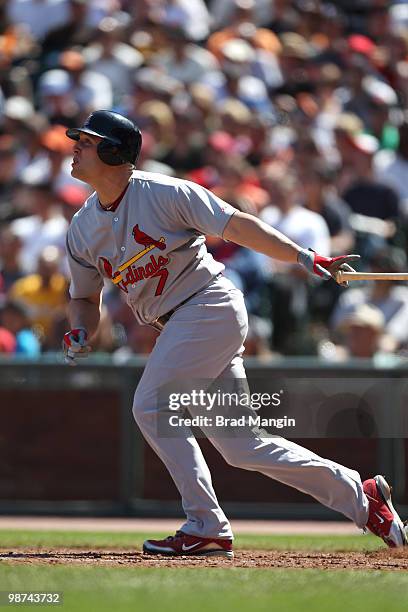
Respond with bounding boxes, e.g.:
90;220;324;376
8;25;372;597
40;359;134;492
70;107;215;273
132;224;166;250
100;255;128;292
100;256;114;278
99;225;168;295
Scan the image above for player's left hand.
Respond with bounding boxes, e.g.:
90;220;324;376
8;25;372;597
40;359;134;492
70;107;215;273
298;248;360;286
62;327;91;366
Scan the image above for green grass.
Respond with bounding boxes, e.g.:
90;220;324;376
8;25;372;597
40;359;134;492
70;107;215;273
0;530;405;612
1;565;408;612
0;529;382;551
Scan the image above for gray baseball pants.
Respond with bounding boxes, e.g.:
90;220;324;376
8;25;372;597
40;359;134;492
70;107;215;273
132;275;369;539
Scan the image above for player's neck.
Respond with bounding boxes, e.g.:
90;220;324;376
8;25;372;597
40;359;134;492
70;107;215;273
94;174;132;210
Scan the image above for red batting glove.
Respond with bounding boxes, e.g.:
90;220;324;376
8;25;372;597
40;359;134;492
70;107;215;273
62;328;91;366
297;248;360;285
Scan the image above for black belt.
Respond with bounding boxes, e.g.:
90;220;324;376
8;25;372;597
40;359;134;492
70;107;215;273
149;305;182;332
150;274;222;332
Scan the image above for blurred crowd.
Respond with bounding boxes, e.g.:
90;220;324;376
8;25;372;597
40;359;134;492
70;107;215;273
1;0;408;362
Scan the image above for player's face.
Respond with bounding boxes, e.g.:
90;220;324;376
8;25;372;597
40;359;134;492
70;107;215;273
71;133;104;182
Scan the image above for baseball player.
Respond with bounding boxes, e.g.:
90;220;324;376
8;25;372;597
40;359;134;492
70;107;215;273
63;110;407;558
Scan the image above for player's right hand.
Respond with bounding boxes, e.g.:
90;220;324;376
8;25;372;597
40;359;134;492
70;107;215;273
297;248;360;286
62;328;91;366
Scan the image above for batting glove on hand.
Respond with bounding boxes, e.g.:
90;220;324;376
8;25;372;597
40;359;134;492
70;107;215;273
63;328;91;366
297;248;360;286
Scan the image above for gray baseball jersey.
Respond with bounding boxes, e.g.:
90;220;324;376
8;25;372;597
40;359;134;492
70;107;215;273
66;171;237;324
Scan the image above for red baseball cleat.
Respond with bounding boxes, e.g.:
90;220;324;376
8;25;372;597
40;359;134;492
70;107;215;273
143;531;234;558
363;475;407;548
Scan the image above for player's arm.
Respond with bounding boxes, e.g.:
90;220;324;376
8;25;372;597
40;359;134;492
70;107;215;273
67;290;102;338
64;225;105;364
222;210;359;284
223;210;301;263
63;290;102;366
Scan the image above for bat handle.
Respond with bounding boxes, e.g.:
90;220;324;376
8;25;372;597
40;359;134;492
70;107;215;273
335;270;345;284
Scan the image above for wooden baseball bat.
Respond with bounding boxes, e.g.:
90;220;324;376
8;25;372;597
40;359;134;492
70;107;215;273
336;271;408;282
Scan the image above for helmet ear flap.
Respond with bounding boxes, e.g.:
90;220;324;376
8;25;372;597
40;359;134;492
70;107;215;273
97;140;125;166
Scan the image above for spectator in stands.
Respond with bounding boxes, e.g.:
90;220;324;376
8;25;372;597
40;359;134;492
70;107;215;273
0;227;24;296
7;0;110;43
259;163;330;353
212;154;267;213
336;304;389;361
0;327;16;355
149;0;211;42
84;17;144;106
300;159;354;255
362;77;399;150
393;59;408;109
331;247;408;352
366;4;391;47
312;62;343;138
58;49;113;113
207;0;281;61
340;133;401;259
375;120;408;217
343;55;377;127
0;300;41;357
57;183;89;224
216;98;253;142
41;0;96;57
246;114;274;167
0;135;20;224
39;124;78;191
209;0;273;31
189;82;217;130
276;31;317;97
7;0;70;42
9;246;68;348
333;112;365;192
151;24;219;86
10;181;68;274
137;100;176;162
126;68;183;126
56;183;90;275
311;3;346;66
135;130;175;177
260;162;330;255
187;130;240;189
204;38;274;113
299;159;355;322
341;134;400;223
160;101;206;174
2;102;50;191
291;132;322;176
36;69;79;126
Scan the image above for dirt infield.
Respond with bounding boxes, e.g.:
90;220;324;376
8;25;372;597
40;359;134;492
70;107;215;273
1;548;408;570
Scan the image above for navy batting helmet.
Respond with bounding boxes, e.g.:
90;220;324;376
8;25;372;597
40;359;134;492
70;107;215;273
66;110;142;166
